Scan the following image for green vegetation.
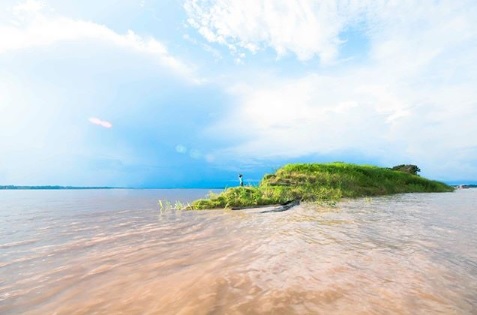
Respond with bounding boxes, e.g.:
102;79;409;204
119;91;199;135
390;164;421;175
158;200;192;212
190;162;454;210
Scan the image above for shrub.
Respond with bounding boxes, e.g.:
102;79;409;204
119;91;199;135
391;164;421;175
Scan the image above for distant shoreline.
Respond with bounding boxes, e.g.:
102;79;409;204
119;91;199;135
0;186;118;190
455;184;477;189
0;186;224;190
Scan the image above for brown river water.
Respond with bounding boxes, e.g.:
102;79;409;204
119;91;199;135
1;189;476;314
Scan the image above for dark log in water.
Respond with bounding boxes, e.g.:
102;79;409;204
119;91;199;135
231;199;300;213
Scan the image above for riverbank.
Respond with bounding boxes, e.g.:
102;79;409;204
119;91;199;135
191;162;453;209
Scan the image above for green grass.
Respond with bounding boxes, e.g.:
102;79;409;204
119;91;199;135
190;162;454;210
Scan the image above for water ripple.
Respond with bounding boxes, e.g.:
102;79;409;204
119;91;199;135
0;189;476;314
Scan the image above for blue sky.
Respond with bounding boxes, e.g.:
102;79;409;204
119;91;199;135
1;0;476;188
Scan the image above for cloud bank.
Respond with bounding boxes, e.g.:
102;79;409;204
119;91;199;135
1;0;196;81
195;0;477;180
184;0;359;63
185;0;477;65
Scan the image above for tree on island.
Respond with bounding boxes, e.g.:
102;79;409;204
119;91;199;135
391;164;421;175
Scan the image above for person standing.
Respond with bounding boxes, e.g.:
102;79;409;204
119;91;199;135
238;174;244;187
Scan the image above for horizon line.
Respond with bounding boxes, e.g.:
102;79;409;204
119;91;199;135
0;185;226;190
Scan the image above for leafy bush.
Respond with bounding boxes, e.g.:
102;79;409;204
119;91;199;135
391;164;421;175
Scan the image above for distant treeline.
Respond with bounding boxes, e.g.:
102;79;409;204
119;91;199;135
456;184;477;188
0;185;116;190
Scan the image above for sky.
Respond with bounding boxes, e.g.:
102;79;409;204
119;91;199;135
1;0;476;188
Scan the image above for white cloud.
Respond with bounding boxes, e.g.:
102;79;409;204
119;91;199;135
184;0;373;63
12;0;45;14
89;117;112;128
206;0;477;180
211;70;477;179
1;0;197;82
185;0;477;67
210;74;399;158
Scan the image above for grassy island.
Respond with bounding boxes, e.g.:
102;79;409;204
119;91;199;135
190;163;453;210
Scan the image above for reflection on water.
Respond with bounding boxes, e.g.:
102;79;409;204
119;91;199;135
1;189;476;314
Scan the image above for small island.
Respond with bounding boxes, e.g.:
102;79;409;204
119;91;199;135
190;162;454;209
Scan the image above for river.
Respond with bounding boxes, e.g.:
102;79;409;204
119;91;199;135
1;188;476;314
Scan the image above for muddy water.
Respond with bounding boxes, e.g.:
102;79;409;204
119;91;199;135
1;189;476;314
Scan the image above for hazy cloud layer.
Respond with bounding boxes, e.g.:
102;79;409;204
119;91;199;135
0;0;197;81
185;0;477;65
201;0;477;180
184;0;366;63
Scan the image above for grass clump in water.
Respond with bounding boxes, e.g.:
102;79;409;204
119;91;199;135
190;162;454;210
